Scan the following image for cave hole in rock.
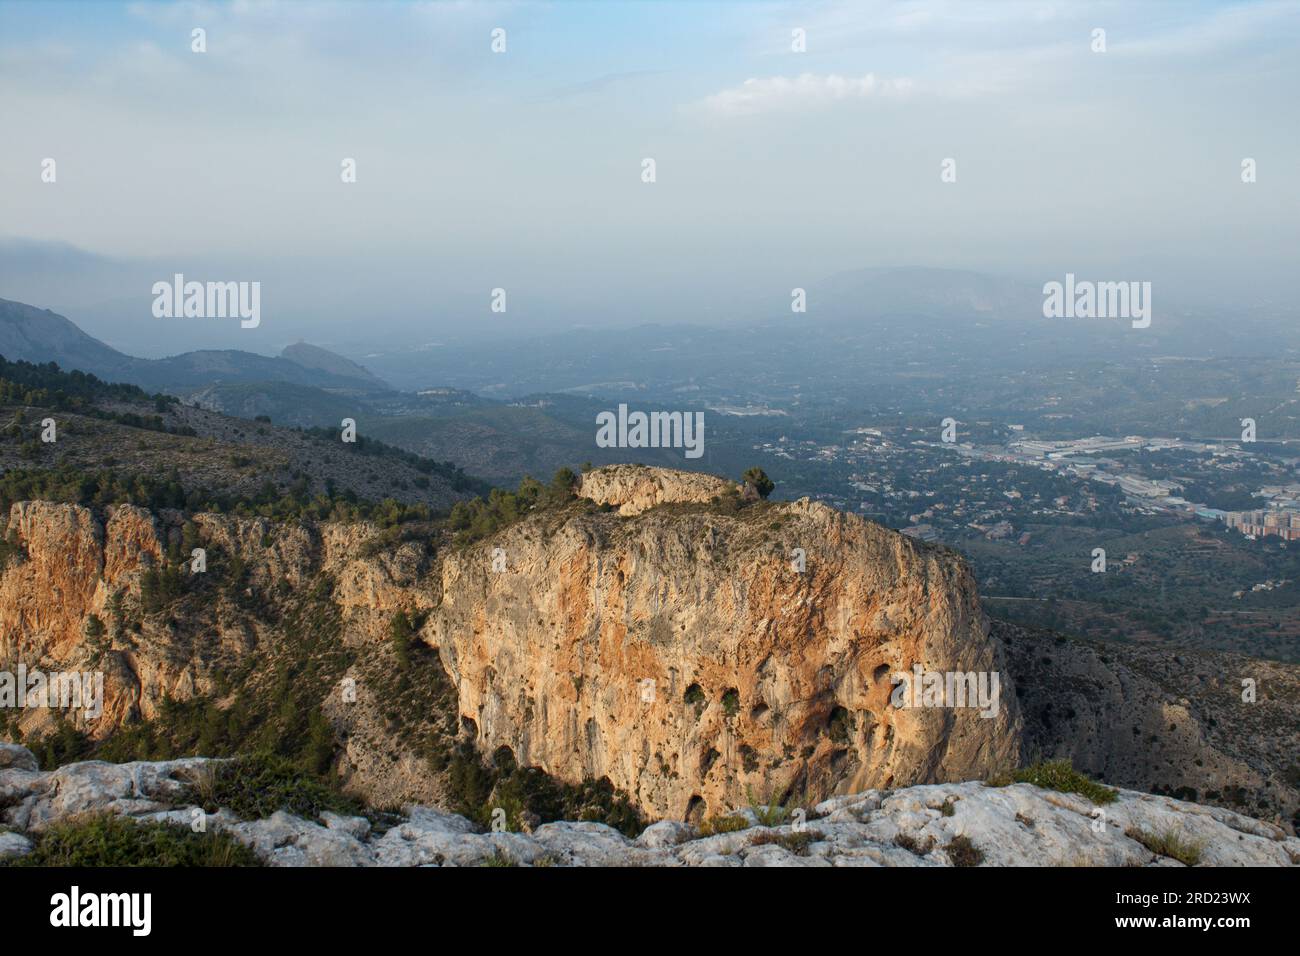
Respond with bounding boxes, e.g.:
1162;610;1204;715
684;683;705;709
721;688;740;717
685;795;706;825
827;705;851;744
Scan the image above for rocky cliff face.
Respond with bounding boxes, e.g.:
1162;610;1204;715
1;501;168;734
431;466;1021;821
4;466;1294;833
1;467;1021;821
2;501;158;658
0;500;420;740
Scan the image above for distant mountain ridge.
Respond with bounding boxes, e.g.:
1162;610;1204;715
812;266;1044;321
281;341;386;387
0;297;389;393
0;298;134;378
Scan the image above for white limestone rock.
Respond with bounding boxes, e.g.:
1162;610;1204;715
2;757;212;832
3;753;1298;868
228;811;377;868
741;843;832;867
0;830;33;860
320;811;371;840
531;821;657;867
373;818;545;867
0;744;39;772
635;820;694;849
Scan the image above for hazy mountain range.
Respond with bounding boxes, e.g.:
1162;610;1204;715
0;297;388;394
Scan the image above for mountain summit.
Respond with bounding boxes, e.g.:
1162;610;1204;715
0;297;135;379
281;341;387;388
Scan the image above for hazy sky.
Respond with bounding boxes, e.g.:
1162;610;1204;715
1;0;1298;354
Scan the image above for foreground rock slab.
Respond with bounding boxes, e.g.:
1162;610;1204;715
2;748;1296;867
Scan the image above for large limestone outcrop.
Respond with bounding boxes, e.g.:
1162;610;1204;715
2;746;1296;867
578;464;737;516
432;467;1022;821
1;471;1023;821
2;466;1297;832
2;481;1019;820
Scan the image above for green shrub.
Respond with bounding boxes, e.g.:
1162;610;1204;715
741;467;774;499
189;754;362;822
28;717;94;769
988;760;1117;805
139;564;184;613
390;610;414;667
448;468;579;546
721;688;740;717
0;462;442;532
85;585;352;778
8;814;259;867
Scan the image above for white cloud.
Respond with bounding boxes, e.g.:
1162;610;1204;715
695;72;914;116
1115;0;1300;57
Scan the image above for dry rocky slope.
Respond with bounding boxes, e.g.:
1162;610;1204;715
1;387;482;512
1;745;1296;866
2;465;1296;834
1002;620;1300;830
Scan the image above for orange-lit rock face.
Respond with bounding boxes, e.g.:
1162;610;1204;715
1;502;163;735
1;503;154;661
1;468;1021;821
0;498;447;744
431;470;1021;821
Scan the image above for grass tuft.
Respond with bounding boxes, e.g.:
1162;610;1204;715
945;834;984;867
697;814;750;837
1125;826;1204;866
747;784;792;827
749;830;819;856
894;832;935;856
